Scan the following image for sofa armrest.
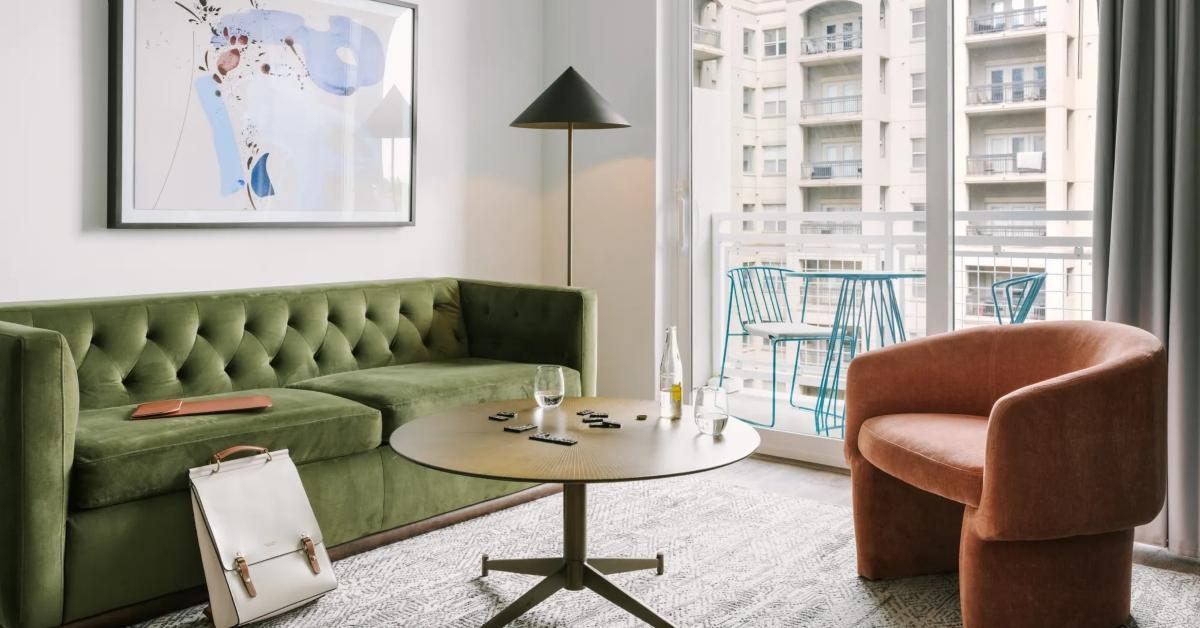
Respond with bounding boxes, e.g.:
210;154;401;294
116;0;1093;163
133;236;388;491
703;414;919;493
845;326;999;463
975;348;1166;541
0;321;79;628
458;280;598;396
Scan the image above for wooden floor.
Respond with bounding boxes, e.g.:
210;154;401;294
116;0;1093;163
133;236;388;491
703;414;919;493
704;454;1200;577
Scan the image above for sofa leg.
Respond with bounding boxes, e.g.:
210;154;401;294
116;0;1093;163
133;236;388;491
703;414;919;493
850;459;963;579
960;513;1133;628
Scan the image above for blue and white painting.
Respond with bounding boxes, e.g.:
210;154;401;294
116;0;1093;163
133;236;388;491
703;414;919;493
114;0;415;226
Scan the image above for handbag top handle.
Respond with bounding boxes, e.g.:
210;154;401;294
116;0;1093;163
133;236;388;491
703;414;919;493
210;445;273;473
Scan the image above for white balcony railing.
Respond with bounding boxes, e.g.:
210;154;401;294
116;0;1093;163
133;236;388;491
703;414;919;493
799;31;863;56
965;152;1045;175
799;160;863;179
967;7;1048;35
966;80;1047;105
800;95;863;117
693;25;721;48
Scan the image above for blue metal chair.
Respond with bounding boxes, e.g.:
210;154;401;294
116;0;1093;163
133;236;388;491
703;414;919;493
718;266;832;428
991;273;1046;324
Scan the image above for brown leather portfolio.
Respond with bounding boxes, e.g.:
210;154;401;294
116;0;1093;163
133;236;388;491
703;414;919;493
131;395;273;420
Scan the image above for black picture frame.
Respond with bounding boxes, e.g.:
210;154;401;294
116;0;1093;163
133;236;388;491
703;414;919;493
108;0;418;228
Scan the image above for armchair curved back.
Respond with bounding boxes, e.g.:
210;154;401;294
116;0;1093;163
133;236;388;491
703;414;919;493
978;321;1165;539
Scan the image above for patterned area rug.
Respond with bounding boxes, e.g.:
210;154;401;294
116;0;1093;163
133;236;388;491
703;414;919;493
140;478;1200;627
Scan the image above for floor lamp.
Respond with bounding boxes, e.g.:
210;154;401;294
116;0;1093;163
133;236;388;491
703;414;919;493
367;86;413;212
511;67;630;286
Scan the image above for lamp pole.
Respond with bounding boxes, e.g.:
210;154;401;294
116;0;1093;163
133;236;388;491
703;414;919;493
567;123;574;286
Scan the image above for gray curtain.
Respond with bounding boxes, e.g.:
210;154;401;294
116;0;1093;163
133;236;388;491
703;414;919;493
1094;0;1199;558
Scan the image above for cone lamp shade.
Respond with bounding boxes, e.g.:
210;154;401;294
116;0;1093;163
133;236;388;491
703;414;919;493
367;87;413;138
511;67;629;285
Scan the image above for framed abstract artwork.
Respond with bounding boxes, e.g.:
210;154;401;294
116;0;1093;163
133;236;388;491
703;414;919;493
109;0;417;227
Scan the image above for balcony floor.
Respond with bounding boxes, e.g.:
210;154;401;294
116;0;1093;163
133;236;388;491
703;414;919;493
726;388;838;438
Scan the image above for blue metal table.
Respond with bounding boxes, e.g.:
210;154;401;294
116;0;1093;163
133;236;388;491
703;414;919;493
784;271;925;436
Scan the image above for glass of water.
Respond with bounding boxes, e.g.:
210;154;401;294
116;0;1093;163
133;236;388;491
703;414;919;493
534;365;566;409
693;385;730;436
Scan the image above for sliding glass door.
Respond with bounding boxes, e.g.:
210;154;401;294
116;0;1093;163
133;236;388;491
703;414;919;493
682;0;1098;466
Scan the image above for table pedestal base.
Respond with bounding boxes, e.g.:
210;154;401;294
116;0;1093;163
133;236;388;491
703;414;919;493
479;483;675;628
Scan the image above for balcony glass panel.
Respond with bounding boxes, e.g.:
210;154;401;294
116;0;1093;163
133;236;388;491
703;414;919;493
800;95;863;117
966;80;1047;105
693;25;721;48
967;6;1048;35
799;31;863;55
965;153;1045;174
799;160;863;179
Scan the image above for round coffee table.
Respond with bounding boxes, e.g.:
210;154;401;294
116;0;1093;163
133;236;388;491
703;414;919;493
389;396;760;628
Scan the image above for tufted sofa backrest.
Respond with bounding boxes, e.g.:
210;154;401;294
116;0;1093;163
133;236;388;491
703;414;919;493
0;279;468;410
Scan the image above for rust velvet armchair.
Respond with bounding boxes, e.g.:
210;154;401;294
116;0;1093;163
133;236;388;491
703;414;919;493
844;321;1166;628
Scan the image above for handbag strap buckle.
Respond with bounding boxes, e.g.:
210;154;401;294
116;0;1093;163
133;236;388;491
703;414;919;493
301;535;321;574
235;554;257;598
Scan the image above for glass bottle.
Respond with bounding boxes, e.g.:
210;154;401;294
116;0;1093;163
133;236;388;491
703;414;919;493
659;326;683;419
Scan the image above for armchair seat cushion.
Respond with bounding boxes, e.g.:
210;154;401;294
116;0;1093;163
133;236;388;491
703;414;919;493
859;413;988;507
73;388;382;510
289;357;582;434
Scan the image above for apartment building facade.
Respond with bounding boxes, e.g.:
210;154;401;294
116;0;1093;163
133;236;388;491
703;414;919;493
693;0;1097;396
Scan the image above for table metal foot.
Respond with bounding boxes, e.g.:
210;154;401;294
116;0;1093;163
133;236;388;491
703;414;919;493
482;556;565;577
587;552;664;576
480;570;566;628
583;564;676;628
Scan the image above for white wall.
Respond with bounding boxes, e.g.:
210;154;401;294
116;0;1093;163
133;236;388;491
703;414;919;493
0;0;546;302
541;0;658;398
0;0;662;401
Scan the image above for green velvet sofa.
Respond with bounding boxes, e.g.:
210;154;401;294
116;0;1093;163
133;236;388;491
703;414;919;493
0;278;596;628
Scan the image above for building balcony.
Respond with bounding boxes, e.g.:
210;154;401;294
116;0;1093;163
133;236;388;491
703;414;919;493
966;81;1048;114
799;95;863;124
693;25;723;61
797;32;863;64
798;160;863;185
966;7;1048;44
965;153;1046;181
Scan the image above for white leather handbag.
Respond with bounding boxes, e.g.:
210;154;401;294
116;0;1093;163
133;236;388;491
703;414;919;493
189;446;337;627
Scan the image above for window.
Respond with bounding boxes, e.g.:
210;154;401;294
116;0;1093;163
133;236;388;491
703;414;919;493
762;145;786;175
762;203;787;233
762;86;786;116
743;29;754;56
911;137;927;171
743;87;755;115
682;0;1099;446
911;8;926;40
763;28;786;57
742;145;755;173
911;72;926;105
741;203;757;231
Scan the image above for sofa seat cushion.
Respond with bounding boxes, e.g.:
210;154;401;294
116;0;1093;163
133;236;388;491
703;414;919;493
289;357;582;434
73;388;381;510
858;413;988;507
